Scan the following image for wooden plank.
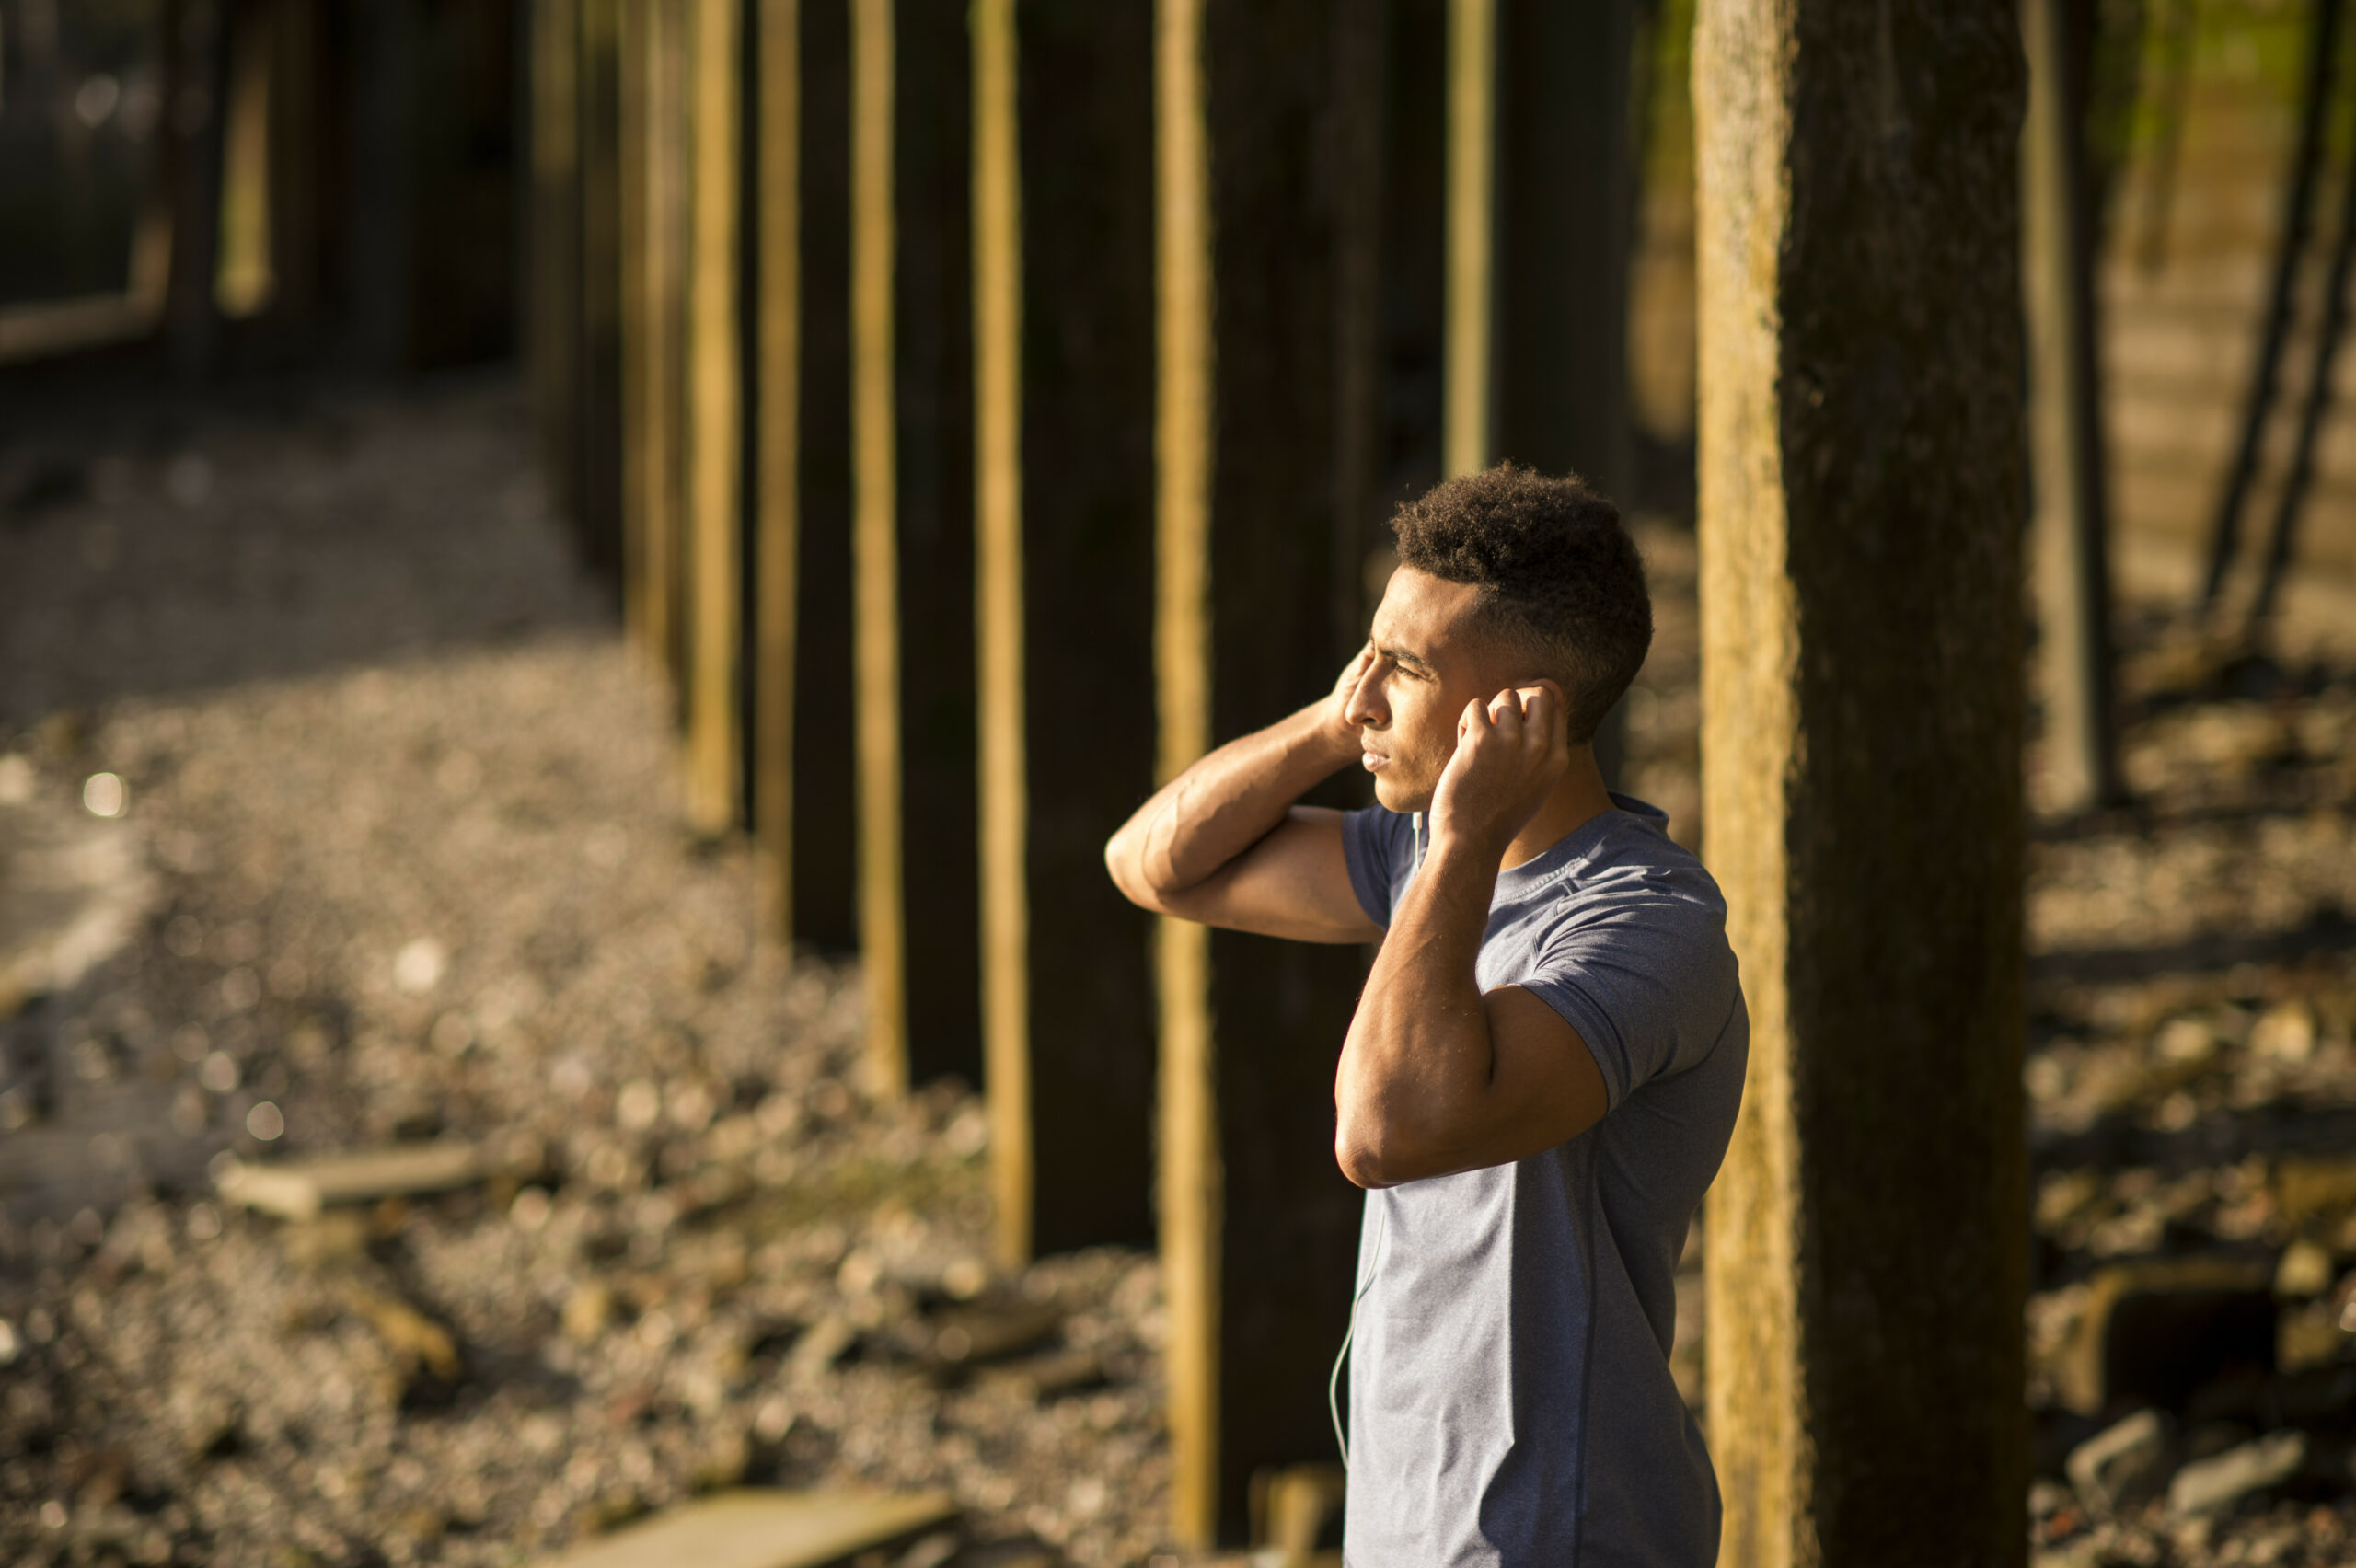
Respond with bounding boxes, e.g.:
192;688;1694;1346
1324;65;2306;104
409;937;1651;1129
1157;0;1381;1545
216;1141;484;1222
851;0;980;1094
754;0;803;941
682;0;745;838
973;0;1158;1267
1692;3;2030;1563
791;0;860;951
529;0;583;514
533;1490;955;1568
635;0;692;689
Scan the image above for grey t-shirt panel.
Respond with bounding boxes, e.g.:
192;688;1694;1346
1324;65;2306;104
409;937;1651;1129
1339;796;1748;1568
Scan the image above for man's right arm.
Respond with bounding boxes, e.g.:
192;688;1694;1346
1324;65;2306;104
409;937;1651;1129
1103;651;1382;945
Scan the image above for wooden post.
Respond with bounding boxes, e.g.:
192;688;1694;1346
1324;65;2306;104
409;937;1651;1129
1694;4;2030;1565
852;0;980;1095
972;0;1158;1267
682;0;745;838
1449;0;1637;777
1157;0;1382;1545
528;0;580;513
2022;0;2122;814
624;0;692;689
575;0;626;586
791;0;860;951
753;0;803;940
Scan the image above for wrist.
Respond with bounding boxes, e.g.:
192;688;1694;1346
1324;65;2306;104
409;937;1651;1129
1293;700;1362;771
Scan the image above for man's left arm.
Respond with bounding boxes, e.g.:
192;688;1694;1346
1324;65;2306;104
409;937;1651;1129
1332;688;1609;1189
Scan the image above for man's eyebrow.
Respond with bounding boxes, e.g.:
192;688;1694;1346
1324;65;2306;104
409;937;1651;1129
1374;641;1433;673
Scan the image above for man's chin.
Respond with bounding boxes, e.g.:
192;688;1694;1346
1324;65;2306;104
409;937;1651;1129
1372;775;1433;815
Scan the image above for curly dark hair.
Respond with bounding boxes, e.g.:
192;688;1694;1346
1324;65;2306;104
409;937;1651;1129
1390;464;1651;742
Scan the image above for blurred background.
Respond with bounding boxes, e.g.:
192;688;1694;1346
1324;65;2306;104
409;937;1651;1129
0;2;2353;1565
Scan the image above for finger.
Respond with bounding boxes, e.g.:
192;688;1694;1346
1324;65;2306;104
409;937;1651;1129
1517;685;1558;735
1458;696;1491;744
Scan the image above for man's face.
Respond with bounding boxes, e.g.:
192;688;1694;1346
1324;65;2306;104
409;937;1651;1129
1347;567;1529;813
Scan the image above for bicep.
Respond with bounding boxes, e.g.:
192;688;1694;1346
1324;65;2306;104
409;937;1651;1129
1472;986;1609;1159
1152;805;1382;943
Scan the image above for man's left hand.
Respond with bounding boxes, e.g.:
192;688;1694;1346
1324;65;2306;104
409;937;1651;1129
1428;684;1571;857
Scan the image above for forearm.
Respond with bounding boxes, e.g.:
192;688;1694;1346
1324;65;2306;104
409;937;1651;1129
1334;835;1502;1185
1107;701;1354;898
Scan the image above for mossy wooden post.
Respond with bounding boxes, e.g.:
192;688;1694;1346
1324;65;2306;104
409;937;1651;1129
791;0;860;950
1157;0;1382;1545
973;0;1158;1268
1693;4;2030;1564
682;0;745;838
852;0;980;1094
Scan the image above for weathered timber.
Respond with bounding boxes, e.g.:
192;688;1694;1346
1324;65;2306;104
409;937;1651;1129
628;0;693;688
529;0;582;518
972;0;1158;1268
1694;4;2030;1565
790;0;859;951
681;0;745;838
753;0;803;940
531;1490;956;1568
2023;0;2123;813
1157;0;1382;1544
216;1141;486;1222
852;0;980;1093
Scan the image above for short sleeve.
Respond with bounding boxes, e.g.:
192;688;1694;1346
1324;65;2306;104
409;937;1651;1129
1339;806;1420;928
1516;896;1739;1112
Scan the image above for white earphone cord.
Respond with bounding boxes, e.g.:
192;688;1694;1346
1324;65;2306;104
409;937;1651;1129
1330;814;1417;1468
1328;1201;1388;1469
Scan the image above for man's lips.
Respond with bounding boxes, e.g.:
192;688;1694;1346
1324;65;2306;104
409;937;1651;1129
1361;748;1389;771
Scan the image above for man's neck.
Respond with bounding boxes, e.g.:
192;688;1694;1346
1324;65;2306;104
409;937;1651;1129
1500;746;1617;872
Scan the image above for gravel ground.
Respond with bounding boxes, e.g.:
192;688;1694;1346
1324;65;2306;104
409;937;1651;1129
3;372;2356;1566
0;376;1165;1568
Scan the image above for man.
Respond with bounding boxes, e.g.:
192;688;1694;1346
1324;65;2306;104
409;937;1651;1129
1104;465;1746;1566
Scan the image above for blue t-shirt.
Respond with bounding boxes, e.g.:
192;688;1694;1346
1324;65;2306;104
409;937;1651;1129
1339;794;1748;1568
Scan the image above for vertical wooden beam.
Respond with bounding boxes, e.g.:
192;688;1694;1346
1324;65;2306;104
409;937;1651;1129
577;0;626;585
1694;4;2030;1565
2022;0;2122;813
754;0;803;940
528;0;580;508
851;0;907;1089
974;0;1158;1269
1441;0;1495;478
853;0;981;1094
792;0;860;950
1158;0;1381;1546
683;0;745;837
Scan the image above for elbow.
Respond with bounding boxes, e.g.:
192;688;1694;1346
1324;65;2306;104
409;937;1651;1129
1103;826;1167;913
1333;1107;1415;1190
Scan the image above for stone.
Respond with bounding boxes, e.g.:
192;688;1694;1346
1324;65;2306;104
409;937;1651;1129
2276;1239;2335;1298
2166;1430;2306;1517
2056;1256;2277;1416
531;1489;955;1568
916;1301;1058;1370
215;1140;486;1221
2065;1409;2170;1516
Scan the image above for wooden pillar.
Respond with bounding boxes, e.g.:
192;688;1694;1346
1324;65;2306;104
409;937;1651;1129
682;0;745;838
752;0;802;939
1447;0;1636;777
623;0;691;690
165;0;233;380
528;0;580;512
791;0;860;950
852;0;980;1094
575;0;626;585
1157;0;1382;1546
2022;0;2122;813
1693;5;2030;1566
972;0;1158;1267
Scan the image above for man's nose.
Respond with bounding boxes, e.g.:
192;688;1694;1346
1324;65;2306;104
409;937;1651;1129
1345;663;1386;728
